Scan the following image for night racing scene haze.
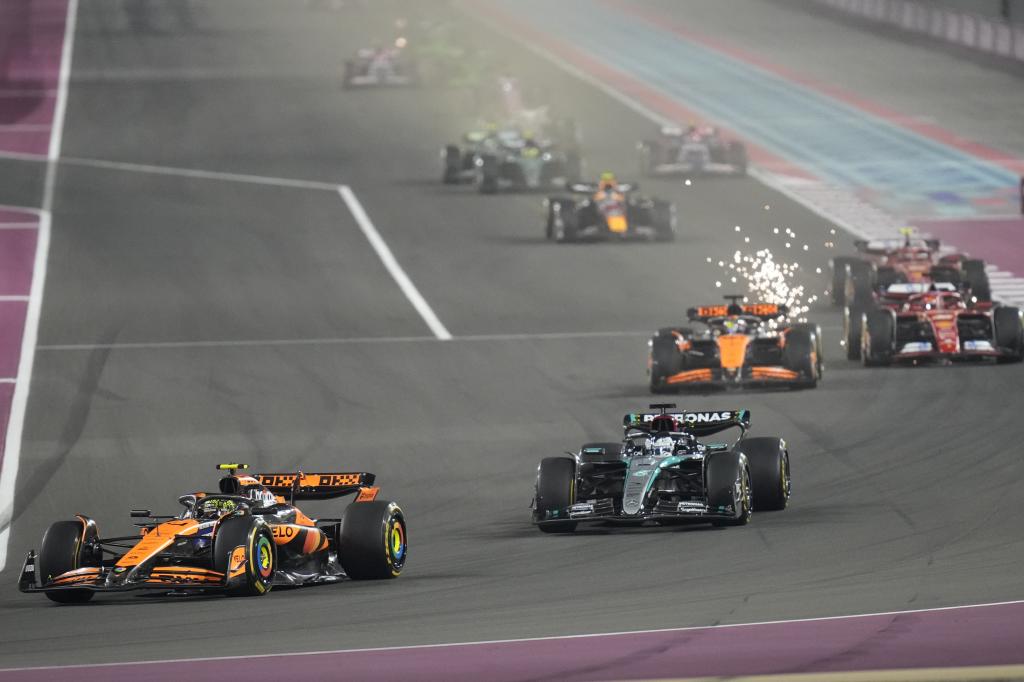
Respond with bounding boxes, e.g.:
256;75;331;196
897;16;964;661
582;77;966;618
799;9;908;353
2;1;1024;681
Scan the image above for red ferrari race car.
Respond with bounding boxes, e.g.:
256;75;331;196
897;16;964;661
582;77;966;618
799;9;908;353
18;464;407;603
831;231;991;308
846;283;1024;365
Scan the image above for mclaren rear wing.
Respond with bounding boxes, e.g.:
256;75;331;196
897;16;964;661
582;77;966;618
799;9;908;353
256;472;376;500
687;302;788;321
623;408;750;437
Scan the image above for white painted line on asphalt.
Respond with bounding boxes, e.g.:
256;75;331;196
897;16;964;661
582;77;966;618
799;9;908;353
0;379;15;384
0;149;47;162
58;156;340;191
42;0;77;212
338;185;452;341
38;335;437;351
3;597;1023;673
0;203;43;216
0;151;344;192
0;0;75;572
36;329;653;351
0;214;52;573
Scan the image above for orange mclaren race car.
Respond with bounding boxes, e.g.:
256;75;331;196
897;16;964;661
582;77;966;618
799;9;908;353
648;296;823;392
18;464;407;603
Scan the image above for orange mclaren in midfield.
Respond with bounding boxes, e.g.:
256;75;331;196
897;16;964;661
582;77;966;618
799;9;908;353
648;296;823;392
18;464;407;603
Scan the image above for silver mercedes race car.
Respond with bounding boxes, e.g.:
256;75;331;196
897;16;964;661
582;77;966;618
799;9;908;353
532;404;791;532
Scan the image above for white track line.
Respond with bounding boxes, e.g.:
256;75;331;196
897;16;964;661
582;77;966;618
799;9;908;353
0;0;76;571
338;185;452;340
60;156;340;191
2;597;1022;673
36;330;651;351
0;379;15;384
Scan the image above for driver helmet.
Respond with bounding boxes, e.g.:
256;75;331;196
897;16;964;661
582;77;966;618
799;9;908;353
197;497;238;520
598;171;617;192
722;318;746;334
647;435;676;458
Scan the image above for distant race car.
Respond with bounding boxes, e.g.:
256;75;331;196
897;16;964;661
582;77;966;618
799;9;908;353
443;126;581;193
831;231;991;308
637;125;747;177
844;282;1023;365
19;464;407;603
532;404;790;532
544;174;675;242
648;296;823;392
342;40;419;88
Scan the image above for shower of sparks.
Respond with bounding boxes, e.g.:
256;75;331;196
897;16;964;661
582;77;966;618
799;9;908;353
711;246;813;320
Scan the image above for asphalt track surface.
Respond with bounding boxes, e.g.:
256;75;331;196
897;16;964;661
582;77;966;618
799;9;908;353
0;0;1023;676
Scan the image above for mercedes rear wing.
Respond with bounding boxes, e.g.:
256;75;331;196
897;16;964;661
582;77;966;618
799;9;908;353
623;406;750;437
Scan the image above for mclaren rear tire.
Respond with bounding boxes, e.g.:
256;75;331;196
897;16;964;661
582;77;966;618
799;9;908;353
649;329;684;393
783;324;821;388
535;457;577;533
39;518;101;604
338;500;408;579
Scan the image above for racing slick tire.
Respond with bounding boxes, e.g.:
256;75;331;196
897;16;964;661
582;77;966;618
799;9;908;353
963;259;992;302
928;265;961;287
707;452;751;527
652;200;676;242
844;304;866;361
534;457;577;533
831;257;859;306
442;145;461;184
844;260;875;308
735;438;790;511
782;323;822;388
214;516;276;597
39;518;101;603
994;306;1024;362
578;442;623;464
726;141;748;176
862;308;896;366
649;328;685;393
549;199;579;243
338;500;408;579
875;266;905;290
477;154;499;194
